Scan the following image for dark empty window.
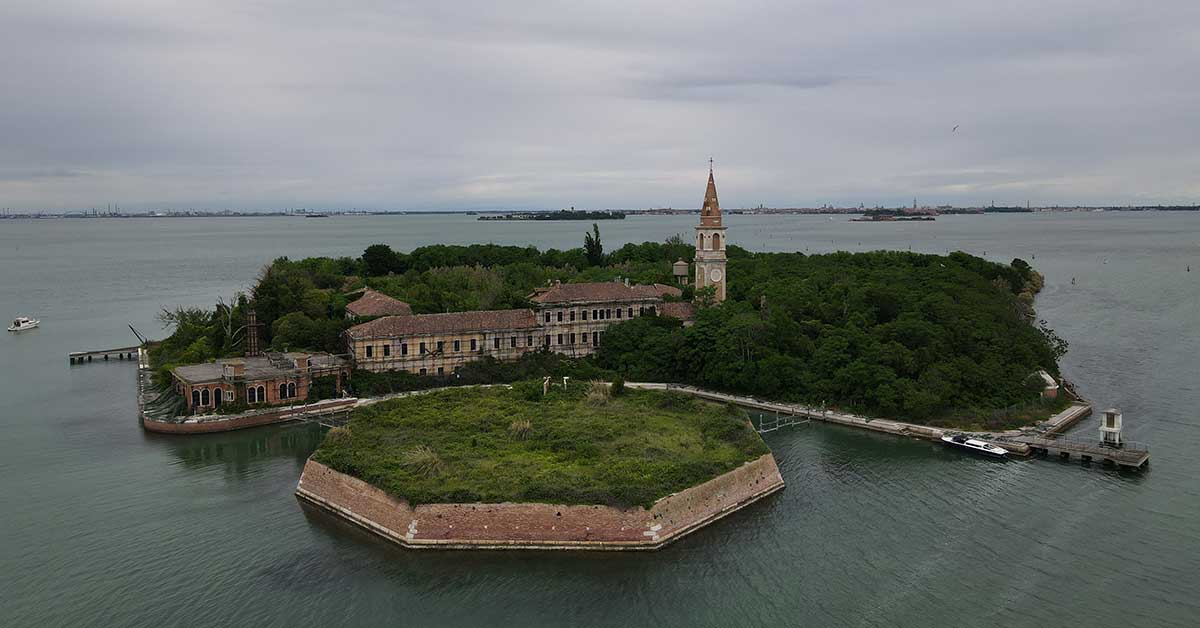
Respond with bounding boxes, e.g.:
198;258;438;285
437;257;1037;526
419;368;427;375
592;331;599;346
569;333;575;344
510;336;517;348
616;308;622;319
436;341;444;352
401;343;408;356
557;333;563;345
288;382;296;398
557;311;563;322
200;388;210;406
437;367;445;375
453;339;461;352
419;342;426;354
582;310;588;320
545;335;551;346
365;345;373;358
526;335;533;346
470;339;477;351
544;312;551;323
569;310;575;321
628;307;633;318
278;383;287;399
383;344;390;357
493;337;500;349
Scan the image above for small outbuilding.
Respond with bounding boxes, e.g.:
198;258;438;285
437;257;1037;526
345;288;413;319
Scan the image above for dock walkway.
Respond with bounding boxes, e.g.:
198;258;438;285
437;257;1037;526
1009;434;1150;469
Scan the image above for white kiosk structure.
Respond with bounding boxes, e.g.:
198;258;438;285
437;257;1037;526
1100;408;1123;448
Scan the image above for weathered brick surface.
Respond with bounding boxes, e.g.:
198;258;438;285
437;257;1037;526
295;454;785;550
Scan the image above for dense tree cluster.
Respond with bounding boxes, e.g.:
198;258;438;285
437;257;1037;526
596;250;1065;423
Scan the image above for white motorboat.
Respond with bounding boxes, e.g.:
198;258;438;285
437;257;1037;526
941;433;1008;458
8;316;39;332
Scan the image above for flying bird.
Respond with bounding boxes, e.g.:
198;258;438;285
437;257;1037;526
952;125;959;132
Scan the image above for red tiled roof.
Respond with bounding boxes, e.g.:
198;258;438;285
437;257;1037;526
345;288;413;317
529;281;677;304
659;301;695;320
630;283;683;299
346;309;538;339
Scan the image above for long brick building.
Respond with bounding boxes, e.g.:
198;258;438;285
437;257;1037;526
344;168;728;375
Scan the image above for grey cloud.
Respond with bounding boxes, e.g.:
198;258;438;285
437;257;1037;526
1;0;1199;210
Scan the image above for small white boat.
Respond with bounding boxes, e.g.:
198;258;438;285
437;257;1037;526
8;316;39;332
941;433;1008;458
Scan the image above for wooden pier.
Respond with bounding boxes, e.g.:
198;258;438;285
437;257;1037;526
69;346;141;364
1013;434;1150;470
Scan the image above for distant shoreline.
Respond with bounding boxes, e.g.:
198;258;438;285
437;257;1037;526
2;205;1197;220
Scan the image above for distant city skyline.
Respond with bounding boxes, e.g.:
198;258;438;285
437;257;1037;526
3;1;1199;211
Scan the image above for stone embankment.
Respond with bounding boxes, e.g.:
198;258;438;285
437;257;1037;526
625;382;1092;456
295;454;785;550
142;398;357;434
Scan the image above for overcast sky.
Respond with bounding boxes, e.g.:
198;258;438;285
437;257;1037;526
2;1;1199;211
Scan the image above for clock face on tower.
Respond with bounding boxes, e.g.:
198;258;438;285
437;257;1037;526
709;268;723;283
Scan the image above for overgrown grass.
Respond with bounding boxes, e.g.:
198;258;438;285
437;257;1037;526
312;382;771;509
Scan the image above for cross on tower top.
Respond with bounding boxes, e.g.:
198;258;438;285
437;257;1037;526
709;157;713;173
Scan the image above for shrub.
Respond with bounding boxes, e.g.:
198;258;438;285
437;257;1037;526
610;376;625;396
401;445;443;477
509;419;533;440
325;425;352;446
586;380;611;406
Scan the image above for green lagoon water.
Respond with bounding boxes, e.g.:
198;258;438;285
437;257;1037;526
1;213;1198;627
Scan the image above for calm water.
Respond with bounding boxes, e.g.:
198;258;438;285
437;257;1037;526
1;213;1198;627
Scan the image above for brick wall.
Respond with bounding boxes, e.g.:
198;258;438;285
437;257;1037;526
295;453;785;550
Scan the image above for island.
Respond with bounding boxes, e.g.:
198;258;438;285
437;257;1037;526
145;170;1070;441
477;209;625;221
295;382;784;549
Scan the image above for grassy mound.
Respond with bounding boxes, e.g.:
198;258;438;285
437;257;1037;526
312;383;770;509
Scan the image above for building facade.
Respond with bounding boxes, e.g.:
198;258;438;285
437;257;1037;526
343;168;725;375
345;281;685;374
172;352;350;414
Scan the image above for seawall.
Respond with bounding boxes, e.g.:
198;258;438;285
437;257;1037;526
295;454;785;550
142;398;356;434
626;382;1092;456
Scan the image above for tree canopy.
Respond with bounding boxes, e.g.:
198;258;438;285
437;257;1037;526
595;250;1064;425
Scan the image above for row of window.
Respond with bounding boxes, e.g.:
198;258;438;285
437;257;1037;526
552;331;604;347
359;305;660;360
191;382;296;408
546;306;645;324
698;232;722;250
365;334;540;358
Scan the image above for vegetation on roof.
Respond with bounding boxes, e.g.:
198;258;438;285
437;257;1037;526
312;383;769;509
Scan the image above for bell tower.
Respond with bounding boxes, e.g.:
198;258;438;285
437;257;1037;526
694;160;727;303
